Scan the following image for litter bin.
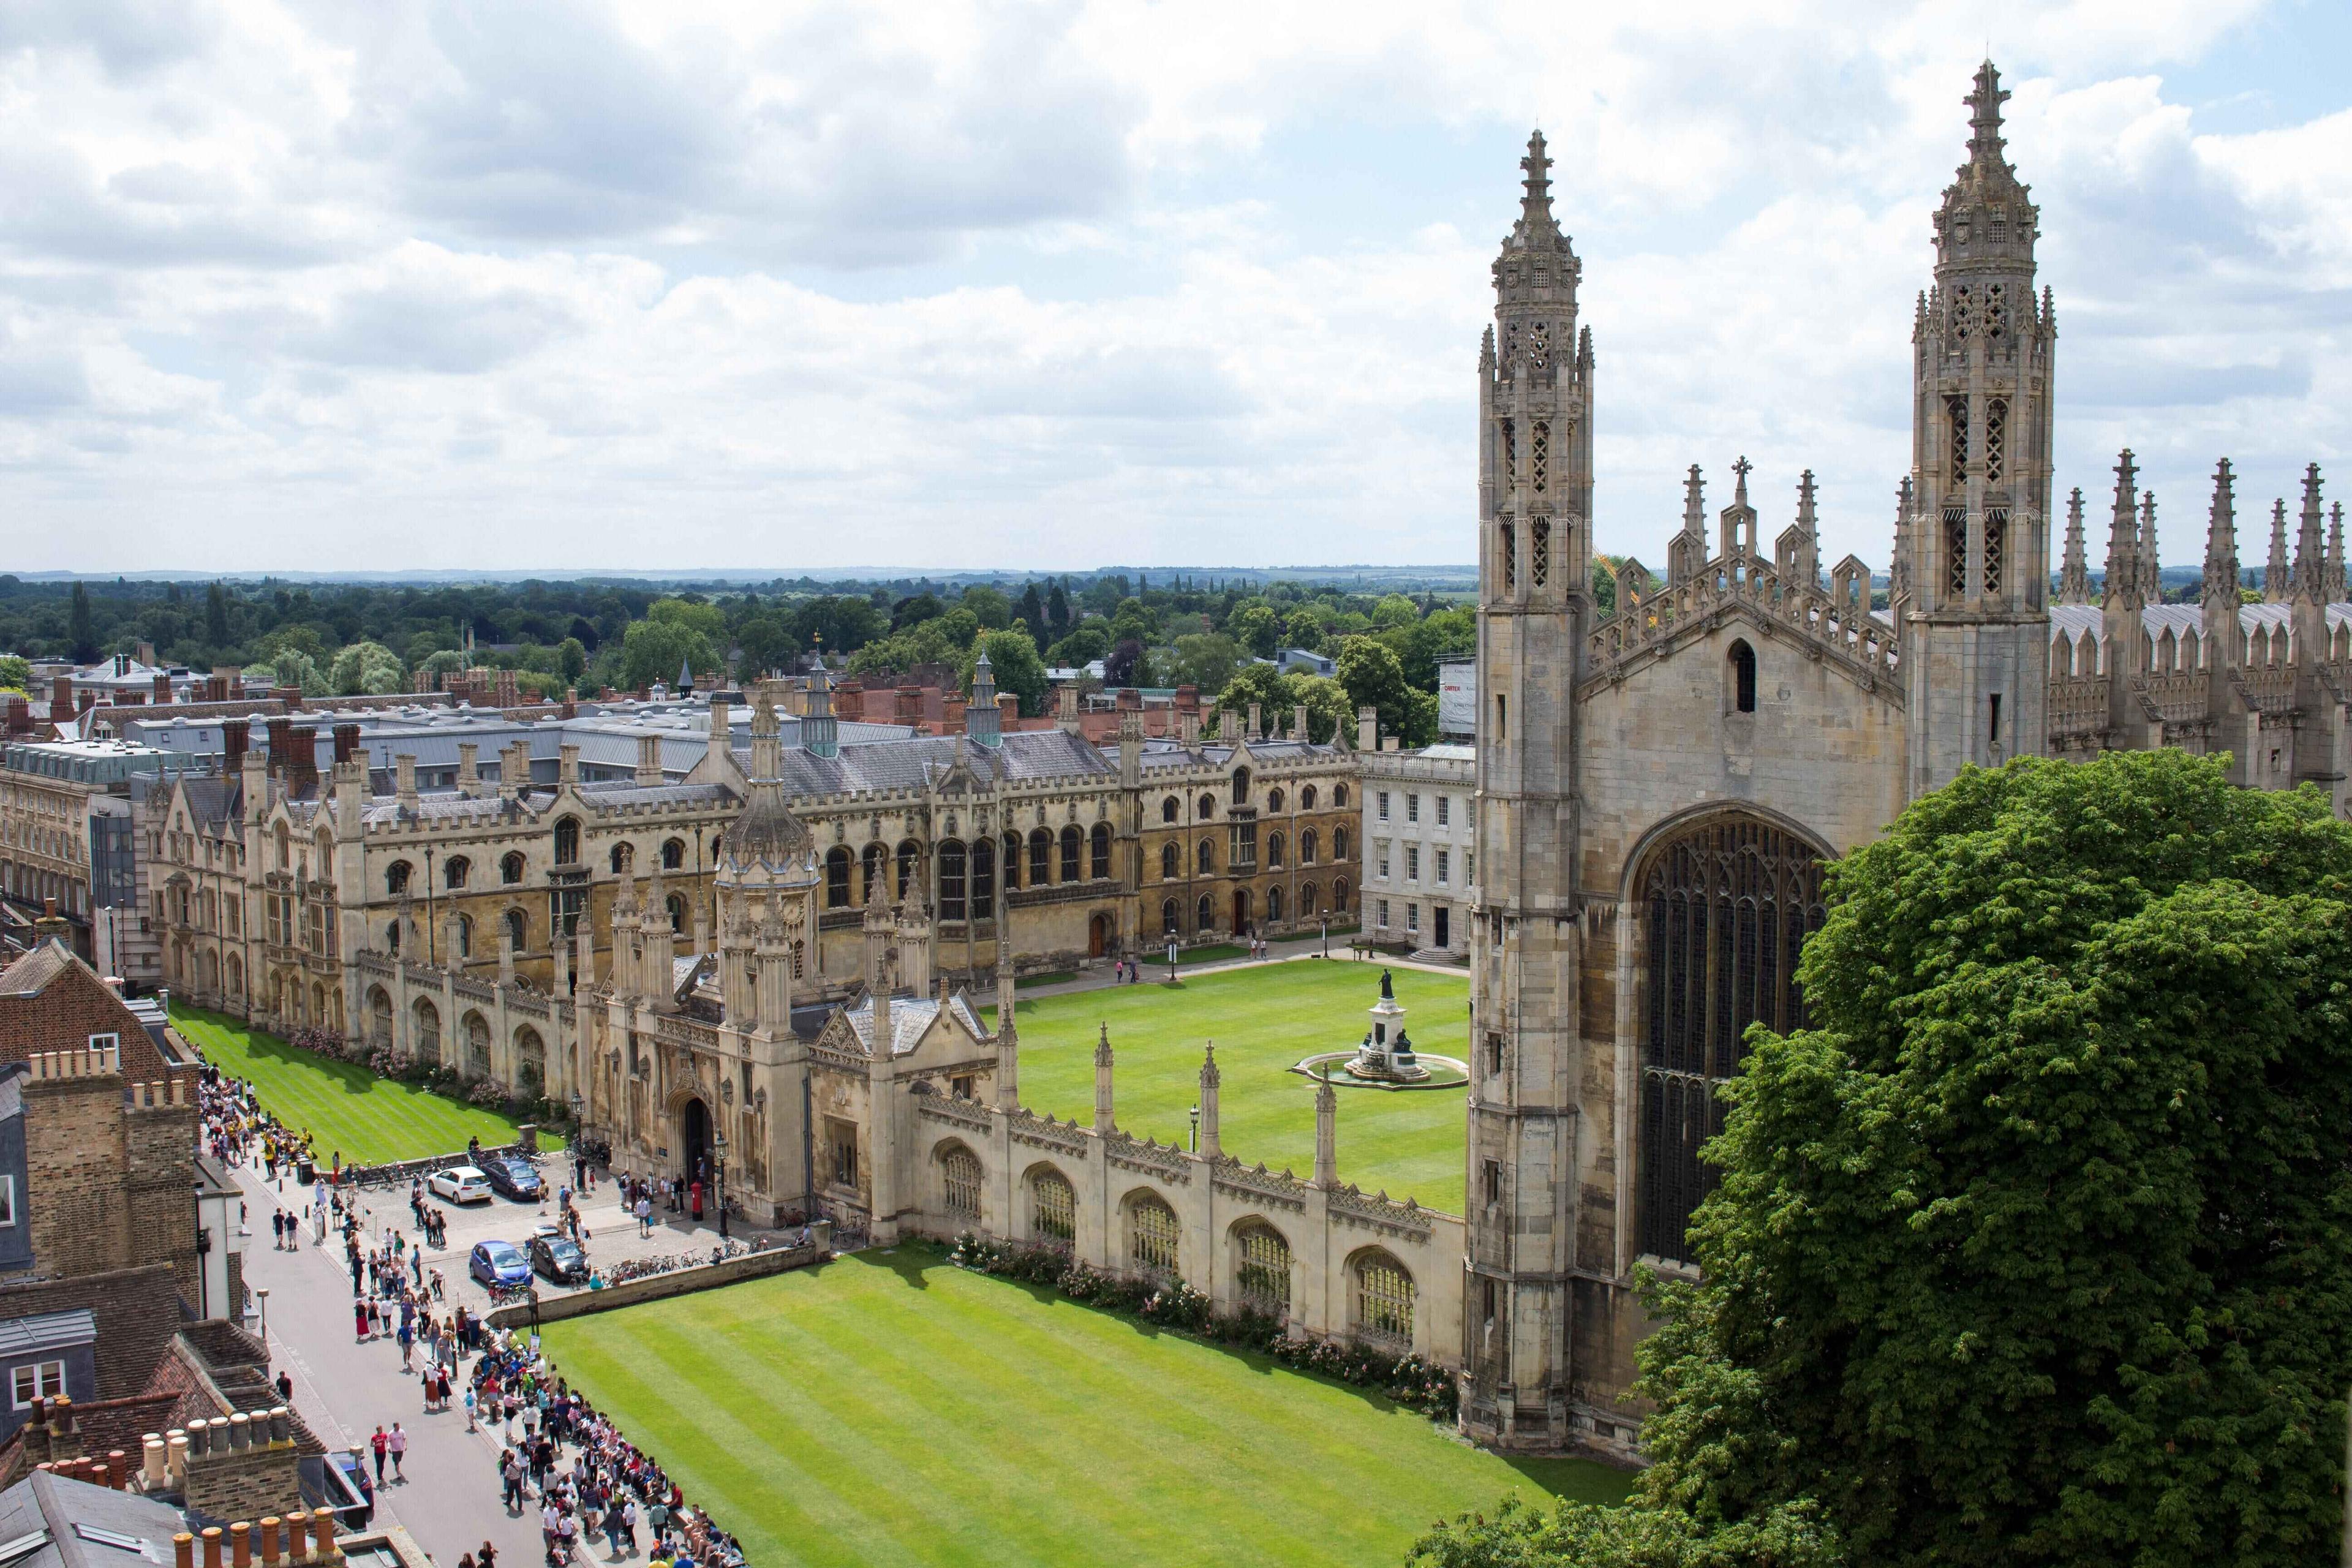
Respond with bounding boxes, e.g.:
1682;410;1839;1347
296;1158;316;1186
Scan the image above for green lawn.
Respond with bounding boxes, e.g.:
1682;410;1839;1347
172;1004;557;1166
989;959;1469;1215
543;1251;1628;1568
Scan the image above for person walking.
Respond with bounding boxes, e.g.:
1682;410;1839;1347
500;1451;525;1512
636;1195;652;1237
387;1422;407;1480
368;1425;388;1485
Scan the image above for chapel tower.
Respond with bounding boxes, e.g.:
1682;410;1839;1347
1903;62;2054;794
1462;130;1595;1450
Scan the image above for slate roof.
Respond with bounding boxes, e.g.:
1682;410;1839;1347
2049;600;2352;650
0;1471;195;1568
764;729;1113;797
841;991;987;1057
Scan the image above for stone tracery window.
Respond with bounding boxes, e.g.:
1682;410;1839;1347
1531;518;1551;588
941;1145;982;1219
1031;1168;1076;1246
1946;395;1969;480
1237;1224;1292;1311
1129;1195;1180;1276
938;839;967;922
1985;398;2007;487
1531;423;1549;495
1499;520;1517;592
1354;1251;1415;1345
1161;842;1180;880
1945;507;1969;601
1638;815;1825;1264
1985;509;2008;599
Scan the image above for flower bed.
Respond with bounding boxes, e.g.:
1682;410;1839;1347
941;1232;1457;1420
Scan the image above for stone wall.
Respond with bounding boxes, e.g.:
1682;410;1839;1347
483;1229;829;1332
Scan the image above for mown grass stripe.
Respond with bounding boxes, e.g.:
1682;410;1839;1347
540;1254;1629;1568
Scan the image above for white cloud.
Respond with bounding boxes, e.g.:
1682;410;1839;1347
0;0;2340;573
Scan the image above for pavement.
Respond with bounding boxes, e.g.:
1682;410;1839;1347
228;1156;767;1567
1011;931;1462;1003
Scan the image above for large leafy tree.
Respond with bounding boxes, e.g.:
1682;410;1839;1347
1415;750;2352;1568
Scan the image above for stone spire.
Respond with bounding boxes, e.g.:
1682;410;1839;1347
1682;465;1706;536
1516;129;1558;241
2293;463;2327;604
1731;454;1752;512
1093;1023;1114;1133
2103;450;2143;612
2138;491;2162;603
1965;59;2010;169
1891;476;1915;602
2329;501;2347;603
2056;486;2090;604
1313;1071;1338;1188
1197;1042;1221;1160
2203;459;2239;612
2266;498;2290;601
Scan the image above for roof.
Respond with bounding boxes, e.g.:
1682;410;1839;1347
0;1470;194;1568
0;942;184;1080
0;1310;96;1359
760;728;1115;797
842;991;987;1057
2049;599;2352;648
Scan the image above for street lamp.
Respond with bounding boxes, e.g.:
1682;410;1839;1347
713;1128;729;1239
1321;916;1329;960
1166;938;1178;985
255;1286;270;1344
1188;1106;1200;1153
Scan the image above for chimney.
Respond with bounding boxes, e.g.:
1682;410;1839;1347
265;717;293;779
1356;705;1377;753
1246;701;1261;739
280;684;301;710
206;674;228;702
332;723;359;765
137;641;155;668
457;742;480;796
1056;684;1080;733
4;695;28;738
51;675;72;715
1177;708;1200;747
558;743;580;787
394;753;418;811
221;718;249;772
999;692;1019;728
77;690;95;715
1292;704;1308;742
635;734;662;786
562;688;577;718
153;673;172;704
499;739;531;801
286;726;319;797
706;695;733;771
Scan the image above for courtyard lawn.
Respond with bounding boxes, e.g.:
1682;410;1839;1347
171;1005;556;1166
543;1251;1629;1568
989;959;1469;1216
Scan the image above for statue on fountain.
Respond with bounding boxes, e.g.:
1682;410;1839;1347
1347;969;1428;1084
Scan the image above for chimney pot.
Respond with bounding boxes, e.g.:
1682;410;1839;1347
175;1536;195;1568
230;1523;251;1568
202;1528;223;1568
258;1520;281;1568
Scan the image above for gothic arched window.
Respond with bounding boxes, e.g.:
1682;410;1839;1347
501;852;526;884
825;847;853;908
1728;641;1757;714
1059;826;1082;883
1638;815;1825;1265
1161;843;1180;880
1089;823;1112;880
662;837;685;870
1028;829;1052;887
938;840;967;922
386;861;411;895
1162;796;1180;824
971;837;995;913
552;816;581;865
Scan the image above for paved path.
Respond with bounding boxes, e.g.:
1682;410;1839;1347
1011;934;1464;1003
230;1159;767;1566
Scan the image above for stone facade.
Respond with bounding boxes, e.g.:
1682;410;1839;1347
1360;744;1475;954
143;674;1361;1057
1461;63;2351;1458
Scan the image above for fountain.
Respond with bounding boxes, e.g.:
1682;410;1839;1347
1291;969;1468;1091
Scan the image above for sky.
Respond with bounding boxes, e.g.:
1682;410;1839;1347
1;0;2346;576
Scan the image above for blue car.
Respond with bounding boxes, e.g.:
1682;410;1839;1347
469;1239;530;1289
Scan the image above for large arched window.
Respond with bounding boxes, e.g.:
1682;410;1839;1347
665;894;685;932
662;837;685;870
1001;833;1021;892
457;913;473;958
1161;897;1179;935
553;816;581;865
1197;793;1216;819
1197;839;1216;875
1267;786;1284;813
1028;829;1052;888
1638;815;1825;1265
1301;785;1317;810
1300;828;1318;864
896;839;921;900
1089;823;1112;880
412;998;441;1063
1128;1194;1180;1276
611;843;633;874
442;856;468;890
500;851;526;884
1300;880;1319;914
1333;876;1351;910
386;861;412;895
1333;784;1349;809
1266;884;1284;923
1230;767;1251;805
1265;831;1284;869
1058;826;1082;883
825;846;853;908
941;1145;983;1219
1196;894;1214;930
504;907;528;954
1162;796;1180;824
938;839;968;922
1031;1167;1076;1246
1333;826;1349;861
1728;639;1758;714
1161;843;1180;880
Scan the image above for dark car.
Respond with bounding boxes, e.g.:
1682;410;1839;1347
480;1155;544;1202
469;1239;530;1289
529;1234;590;1285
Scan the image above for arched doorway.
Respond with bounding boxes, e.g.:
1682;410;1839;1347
1088;913;1112;959
1232;889;1251;937
680;1096;713;1188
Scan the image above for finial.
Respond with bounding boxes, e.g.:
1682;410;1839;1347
2057;486;2090;606
1796;469;1818;532
1732;455;1754;507
2267;497;2291;601
1520;129;1552;214
1966;59;2010;164
1682;465;1706;533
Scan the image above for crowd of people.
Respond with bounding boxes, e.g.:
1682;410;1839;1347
470;1330;749;1568
197;1063;753;1567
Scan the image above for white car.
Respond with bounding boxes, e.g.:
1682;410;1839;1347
428;1166;492;1204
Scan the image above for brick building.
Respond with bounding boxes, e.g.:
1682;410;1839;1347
0;941;201;1437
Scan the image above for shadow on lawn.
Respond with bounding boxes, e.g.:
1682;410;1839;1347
178;1006;387;1097
868;1245;1435;1425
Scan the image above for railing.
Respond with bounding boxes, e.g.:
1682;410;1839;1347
1587;552;1900;698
